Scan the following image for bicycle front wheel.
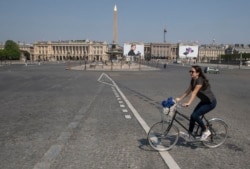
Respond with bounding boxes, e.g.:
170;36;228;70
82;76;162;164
203;118;228;148
147;121;179;151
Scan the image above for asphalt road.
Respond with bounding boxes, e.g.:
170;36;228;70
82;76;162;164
0;63;249;169
109;65;250;169
0;63;103;169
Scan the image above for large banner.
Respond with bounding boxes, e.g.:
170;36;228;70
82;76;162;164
178;45;198;58
123;43;144;61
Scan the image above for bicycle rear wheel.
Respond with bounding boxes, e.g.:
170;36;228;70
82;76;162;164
147;121;179;151
203;118;228;148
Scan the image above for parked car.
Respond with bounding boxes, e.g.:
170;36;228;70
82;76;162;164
173;59;182;64
243;61;250;66
204;66;220;74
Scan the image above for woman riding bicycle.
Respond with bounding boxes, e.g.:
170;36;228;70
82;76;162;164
176;65;217;141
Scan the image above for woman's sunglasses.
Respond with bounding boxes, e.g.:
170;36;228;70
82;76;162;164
189;70;195;74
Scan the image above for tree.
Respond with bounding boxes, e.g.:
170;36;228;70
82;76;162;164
4;40;21;60
0;49;6;63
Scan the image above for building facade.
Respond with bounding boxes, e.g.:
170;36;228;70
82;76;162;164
2;40;250;64
198;44;226;62
18;43;34;61
144;43;178;61
33;40;109;62
225;44;250;54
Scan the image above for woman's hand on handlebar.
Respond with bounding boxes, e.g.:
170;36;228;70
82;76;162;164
182;103;189;107
175;97;181;102
175;98;189;107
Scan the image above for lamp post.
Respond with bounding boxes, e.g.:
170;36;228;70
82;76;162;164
139;53;141;70
218;55;221;68
157;53;159;67
67;52;71;70
79;55;82;66
84;51;87;70
9;56;12;65
239;52;242;69
111;55;113;71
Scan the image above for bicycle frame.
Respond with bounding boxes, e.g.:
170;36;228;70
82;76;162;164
164;108;210;138
148;103;228;151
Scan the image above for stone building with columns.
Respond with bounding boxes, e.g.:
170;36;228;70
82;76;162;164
144;43;178;61
33;40;109;62
198;44;226;63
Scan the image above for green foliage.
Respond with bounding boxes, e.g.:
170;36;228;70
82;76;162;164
0;49;6;60
4;40;21;60
242;53;250;59
221;53;250;61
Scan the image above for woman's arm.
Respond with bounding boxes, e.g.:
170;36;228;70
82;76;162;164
176;85;192;102
182;84;202;106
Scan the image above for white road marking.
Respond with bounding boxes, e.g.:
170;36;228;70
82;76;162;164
98;73;181;169
125;115;132;119
122;109;128;113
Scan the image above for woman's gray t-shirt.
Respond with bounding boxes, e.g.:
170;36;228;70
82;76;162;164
191;77;216;103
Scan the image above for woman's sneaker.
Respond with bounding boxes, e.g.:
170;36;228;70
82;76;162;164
200;129;211;141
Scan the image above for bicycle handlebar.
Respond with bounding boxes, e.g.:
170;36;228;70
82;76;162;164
172;100;189;108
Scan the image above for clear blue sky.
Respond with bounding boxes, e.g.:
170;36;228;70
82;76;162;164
0;0;249;45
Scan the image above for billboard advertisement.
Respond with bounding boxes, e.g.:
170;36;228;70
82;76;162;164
123;43;144;61
178;45;199;58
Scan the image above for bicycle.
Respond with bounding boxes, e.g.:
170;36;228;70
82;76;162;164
147;99;228;151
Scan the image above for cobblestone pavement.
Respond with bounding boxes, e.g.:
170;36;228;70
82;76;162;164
54;63;250;169
1;63;249;169
0;63;169;169
107;67;250;169
50;84;168;169
71;63;161;71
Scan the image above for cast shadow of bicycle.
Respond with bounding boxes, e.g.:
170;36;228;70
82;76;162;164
138;137;208;152
173;137;209;150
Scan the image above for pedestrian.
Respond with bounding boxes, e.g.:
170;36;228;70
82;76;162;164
175;65;217;141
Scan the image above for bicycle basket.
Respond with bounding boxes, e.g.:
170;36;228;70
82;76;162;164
162;97;177;118
163;104;177;117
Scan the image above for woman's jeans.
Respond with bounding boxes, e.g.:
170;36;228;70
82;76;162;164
189;100;217;133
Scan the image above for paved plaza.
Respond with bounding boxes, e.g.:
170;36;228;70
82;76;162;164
0;62;249;169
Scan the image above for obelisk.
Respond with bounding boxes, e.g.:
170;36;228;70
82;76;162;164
113;5;118;44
